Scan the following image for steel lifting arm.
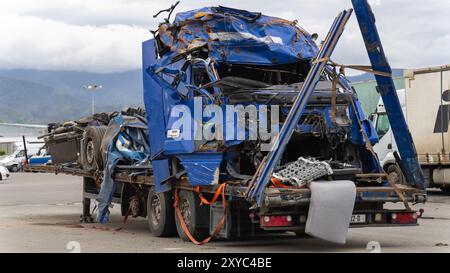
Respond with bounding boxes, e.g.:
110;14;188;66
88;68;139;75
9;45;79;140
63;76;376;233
246;9;354;206
351;0;426;189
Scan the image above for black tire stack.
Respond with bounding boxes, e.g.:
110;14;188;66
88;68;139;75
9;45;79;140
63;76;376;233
80;126;107;171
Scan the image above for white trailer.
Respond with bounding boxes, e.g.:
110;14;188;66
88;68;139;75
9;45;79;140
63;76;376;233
372;65;450;193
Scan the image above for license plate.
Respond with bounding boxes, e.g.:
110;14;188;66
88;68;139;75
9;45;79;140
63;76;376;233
351;214;366;224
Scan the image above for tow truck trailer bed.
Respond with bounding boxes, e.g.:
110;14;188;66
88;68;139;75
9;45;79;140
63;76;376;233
25;164;425;204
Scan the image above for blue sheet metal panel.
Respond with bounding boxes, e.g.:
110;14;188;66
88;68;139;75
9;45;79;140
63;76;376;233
142;39;172;192
351;0;426;189
158;6;318;66
248;10;354;206
97;114;151;223
176;153;223;186
152;159;172;192
348;99;379;146
165;95;254;154
163;98;196;155
144;61;199;155
29;156;51;165
142;39;166;158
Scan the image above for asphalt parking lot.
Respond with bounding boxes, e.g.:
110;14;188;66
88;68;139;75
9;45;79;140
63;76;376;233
0;173;449;253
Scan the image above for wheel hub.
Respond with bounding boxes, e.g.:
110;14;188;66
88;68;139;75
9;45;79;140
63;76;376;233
389;171;400;184
86;141;95;164
150;194;162;226
179;198;191;227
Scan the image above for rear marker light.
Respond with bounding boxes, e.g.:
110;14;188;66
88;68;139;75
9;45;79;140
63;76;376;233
375;213;382;222
391;212;418;224
261;215;294;227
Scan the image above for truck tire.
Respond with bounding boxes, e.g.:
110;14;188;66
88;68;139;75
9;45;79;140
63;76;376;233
147;188;177;237
441;187;450;195
174;190;210;242
294;231;312;238
81;126;107;171
386;164;405;185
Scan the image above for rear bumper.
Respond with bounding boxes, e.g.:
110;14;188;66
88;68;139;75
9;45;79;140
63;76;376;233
263;186;426;208
259;186;423;231
259;209;419;231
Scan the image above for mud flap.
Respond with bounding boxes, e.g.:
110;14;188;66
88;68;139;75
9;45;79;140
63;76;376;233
305;180;356;244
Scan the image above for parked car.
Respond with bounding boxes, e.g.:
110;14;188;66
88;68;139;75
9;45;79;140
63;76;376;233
0;165;10;181
28;148;52;166
0;144;42;172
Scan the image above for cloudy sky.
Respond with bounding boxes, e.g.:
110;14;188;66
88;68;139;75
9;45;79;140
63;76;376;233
0;0;448;73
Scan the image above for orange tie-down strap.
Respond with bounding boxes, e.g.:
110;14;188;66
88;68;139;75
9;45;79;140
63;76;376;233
174;183;228;245
194;183;226;205
270;177;291;188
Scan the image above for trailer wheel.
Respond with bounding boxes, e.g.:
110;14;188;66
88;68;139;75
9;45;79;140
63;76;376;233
174;190;210;242
386;164;405;185
81;126;106;171
147;188;177;237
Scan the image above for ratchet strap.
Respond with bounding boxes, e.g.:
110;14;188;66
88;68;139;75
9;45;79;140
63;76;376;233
330;67;340;124
270;177;290;188
174;183;228;245
313;57;392;77
194;183;226;205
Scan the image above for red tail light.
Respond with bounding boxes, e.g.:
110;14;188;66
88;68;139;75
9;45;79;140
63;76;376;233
391;212;418;224
260;215;293;227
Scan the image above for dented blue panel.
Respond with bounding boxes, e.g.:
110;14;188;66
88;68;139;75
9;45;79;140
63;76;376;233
142;40;167;158
176;153;223;186
152;159;172;192
97;114;150;223
158;6;318;66
348;98;379;146
142;39;172;192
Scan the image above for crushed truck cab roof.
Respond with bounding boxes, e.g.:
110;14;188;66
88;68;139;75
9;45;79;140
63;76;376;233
156;6;319;66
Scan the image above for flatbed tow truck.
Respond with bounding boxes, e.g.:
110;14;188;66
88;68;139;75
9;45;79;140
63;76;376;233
26;0;427;244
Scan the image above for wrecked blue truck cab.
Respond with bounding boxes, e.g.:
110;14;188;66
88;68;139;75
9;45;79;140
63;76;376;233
143;7;378;188
140;5;425;242
35;2;426;244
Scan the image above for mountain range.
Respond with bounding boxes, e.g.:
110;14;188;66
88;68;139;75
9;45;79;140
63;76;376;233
0;69;143;124
0;68;403;124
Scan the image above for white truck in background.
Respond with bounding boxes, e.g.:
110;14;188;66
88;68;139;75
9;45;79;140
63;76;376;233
0;143;42;172
371;65;450;193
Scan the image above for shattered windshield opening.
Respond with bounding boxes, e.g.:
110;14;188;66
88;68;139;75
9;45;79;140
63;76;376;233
216;61;312;86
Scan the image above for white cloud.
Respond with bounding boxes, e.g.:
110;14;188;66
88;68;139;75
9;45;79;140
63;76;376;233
0;13;149;72
0;0;449;72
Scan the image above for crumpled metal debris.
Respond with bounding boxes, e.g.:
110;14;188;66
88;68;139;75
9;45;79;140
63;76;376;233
97;114;150;224
156;6;318;66
273;157;333;187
